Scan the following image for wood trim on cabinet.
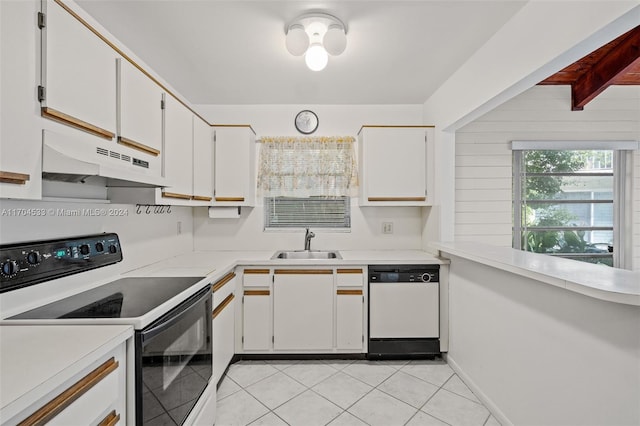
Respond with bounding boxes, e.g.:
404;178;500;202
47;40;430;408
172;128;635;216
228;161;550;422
213;272;236;292
18;357;119;426
337;289;363;295
97;410;120;426
212;293;235;319
41;107;115;140
367;197;426;202
213;124;256;135
215;197;245;202
117;136;160;156
244;290;270;296
192;195;213;202
51;0;211;126
274;269;333;275
162;192;192;200
243;269;270;274
337;268;363;274
0;171;30;185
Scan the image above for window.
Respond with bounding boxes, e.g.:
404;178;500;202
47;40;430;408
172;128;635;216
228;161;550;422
264;197;351;229
512;141;635;268
258;136;357;230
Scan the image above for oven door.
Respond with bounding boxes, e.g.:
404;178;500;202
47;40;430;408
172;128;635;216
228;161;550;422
135;285;212;426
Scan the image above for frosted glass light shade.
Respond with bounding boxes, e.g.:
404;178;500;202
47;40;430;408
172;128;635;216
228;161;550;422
305;43;328;71
323;24;347;56
285;24;309;56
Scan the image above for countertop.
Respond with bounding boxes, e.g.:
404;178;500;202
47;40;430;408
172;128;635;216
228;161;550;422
0;324;133;422
126;249;449;282
433;241;640;306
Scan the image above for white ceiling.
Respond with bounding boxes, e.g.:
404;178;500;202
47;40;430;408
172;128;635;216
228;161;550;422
76;1;527;105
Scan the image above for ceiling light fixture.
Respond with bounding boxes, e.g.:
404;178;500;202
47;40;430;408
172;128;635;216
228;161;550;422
285;12;347;72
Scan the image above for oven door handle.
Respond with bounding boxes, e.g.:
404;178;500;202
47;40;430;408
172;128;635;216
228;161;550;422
140;284;211;343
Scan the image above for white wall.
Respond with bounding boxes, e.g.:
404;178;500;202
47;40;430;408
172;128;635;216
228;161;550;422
0;198;193;317
446;255;640;426
193;104;427;251
454;85;640;269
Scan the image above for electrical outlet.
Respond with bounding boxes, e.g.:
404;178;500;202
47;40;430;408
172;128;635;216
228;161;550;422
382;222;393;234
177;221;182;235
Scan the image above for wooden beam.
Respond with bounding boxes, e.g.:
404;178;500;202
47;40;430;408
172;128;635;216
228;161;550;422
571;25;640;110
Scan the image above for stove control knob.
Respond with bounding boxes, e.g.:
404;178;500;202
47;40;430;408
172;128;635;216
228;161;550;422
1;260;19;277
95;242;104;252
421;273;433;282
79;244;90;256
26;251;41;265
108;244;118;254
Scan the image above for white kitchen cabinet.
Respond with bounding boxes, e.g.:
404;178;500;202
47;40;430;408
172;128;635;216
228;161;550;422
0;0;41;199
273;270;333;350
192;117;214;203
358;125;434;206
242;269;271;351
41;0;117;140
1;325;130;426
161;94;194;203
213;126;256;206
213;272;236;384
336;268;365;350
117;58;163;157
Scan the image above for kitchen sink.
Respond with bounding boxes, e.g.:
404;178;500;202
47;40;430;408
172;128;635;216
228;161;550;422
271;250;342;260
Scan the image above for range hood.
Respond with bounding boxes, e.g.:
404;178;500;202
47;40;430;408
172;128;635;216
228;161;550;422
42;130;169;188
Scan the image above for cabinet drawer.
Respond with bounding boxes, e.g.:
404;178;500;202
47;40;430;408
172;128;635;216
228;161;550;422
20;354;123;426
336;268;364;287
213;271;236;308
243;269;270;287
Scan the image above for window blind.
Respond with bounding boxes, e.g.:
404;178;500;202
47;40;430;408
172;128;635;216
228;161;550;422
264;197;350;229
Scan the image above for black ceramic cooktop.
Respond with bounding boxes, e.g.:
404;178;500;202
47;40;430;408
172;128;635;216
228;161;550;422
10;277;205;320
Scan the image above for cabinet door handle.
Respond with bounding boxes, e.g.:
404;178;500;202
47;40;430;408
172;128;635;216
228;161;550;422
215;197;245;202
41;107;115;140
0;171;30;185
117;136;161;157
97;410;120;426
18;357;119;426
192;195;213;202
243;269;269;274
162;192;192;200
367;197;426;202
212;293;235;319
274;269;333;275
244;290;270;296
337;289;363;295
337;268;363;274
213;272;236;292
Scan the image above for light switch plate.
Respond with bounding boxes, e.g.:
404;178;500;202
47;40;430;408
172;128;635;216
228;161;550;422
382;222;393;234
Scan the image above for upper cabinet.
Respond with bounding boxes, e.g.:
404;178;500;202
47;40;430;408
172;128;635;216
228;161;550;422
40;0;117;140
162;95;194;203
213;126;256;206
117;58;163;157
192;117;214;203
358;125;434;206
0;0;41;199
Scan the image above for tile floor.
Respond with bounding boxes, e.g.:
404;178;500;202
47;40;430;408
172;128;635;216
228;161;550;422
215;359;501;426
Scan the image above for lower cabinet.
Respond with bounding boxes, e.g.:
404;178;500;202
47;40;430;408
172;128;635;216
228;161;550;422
336;290;364;350
273;270;334;350
212;271;236;384
6;327;129;426
213;293;235;384
240;266;366;353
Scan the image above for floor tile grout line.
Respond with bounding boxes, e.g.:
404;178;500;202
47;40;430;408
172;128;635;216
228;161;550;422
442;373;488;404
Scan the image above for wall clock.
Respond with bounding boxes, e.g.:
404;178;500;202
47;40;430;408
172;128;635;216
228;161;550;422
294;110;319;134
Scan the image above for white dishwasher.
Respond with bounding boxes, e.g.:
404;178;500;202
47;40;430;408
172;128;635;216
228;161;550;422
368;265;440;359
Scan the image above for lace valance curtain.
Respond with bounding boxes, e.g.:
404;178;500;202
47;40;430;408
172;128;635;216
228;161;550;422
257;136;358;197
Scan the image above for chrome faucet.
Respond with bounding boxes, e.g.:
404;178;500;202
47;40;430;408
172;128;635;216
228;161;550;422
304;227;315;251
